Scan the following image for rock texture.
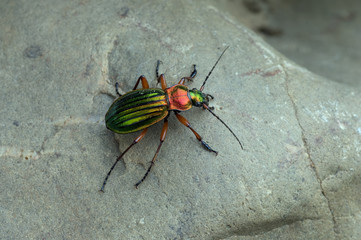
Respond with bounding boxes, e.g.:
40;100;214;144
1;1;360;239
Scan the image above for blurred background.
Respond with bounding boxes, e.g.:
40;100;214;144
213;0;361;87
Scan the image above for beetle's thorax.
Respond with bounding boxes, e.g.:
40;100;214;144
165;84;193;111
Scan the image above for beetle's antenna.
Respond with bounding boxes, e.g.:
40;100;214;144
203;104;243;150
200;46;229;92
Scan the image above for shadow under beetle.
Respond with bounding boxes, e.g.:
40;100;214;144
101;47;243;191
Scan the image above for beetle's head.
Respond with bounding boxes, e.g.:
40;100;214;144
186;47;244;150
189;87;243;150
189;88;214;107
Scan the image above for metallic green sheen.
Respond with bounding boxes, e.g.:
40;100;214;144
189;89;206;107
105;89;168;134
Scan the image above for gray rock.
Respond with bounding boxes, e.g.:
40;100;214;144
0;1;360;239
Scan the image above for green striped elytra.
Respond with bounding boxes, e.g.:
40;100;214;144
101;47;243;191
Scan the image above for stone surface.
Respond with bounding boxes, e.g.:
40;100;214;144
0;1;360;239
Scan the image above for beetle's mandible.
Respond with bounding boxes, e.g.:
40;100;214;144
100;47;243;191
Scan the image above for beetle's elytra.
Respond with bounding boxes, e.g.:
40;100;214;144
101;47;243;191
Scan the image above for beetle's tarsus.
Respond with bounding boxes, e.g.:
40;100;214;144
156;60;163;79
134;162;154;189
190;64;197;79
115;82;122;96
201;140;218;155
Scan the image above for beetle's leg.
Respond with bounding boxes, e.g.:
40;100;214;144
190;64;197;78
115;82;122;96
100;128;148;192
205;94;214;100
135;116;169;188
158;74;167;90
156;60;162;79
203;94;215;109
156;60;168;90
174;112;218;154
155;60;167;90
116;75;149;95
178;64;197;85
133;75;150;90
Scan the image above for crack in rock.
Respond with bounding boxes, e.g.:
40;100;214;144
281;63;339;237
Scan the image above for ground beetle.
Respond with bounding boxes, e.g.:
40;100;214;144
100;47;243;191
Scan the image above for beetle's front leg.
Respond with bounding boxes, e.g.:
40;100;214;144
174;112;217;154
178;64;197;85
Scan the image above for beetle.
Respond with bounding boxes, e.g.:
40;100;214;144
100;47;243;191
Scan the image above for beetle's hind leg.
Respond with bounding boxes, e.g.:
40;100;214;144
135;116;169;188
174;112;218;154
100;128;148;192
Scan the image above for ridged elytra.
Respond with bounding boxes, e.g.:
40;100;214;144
100;47;243;191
